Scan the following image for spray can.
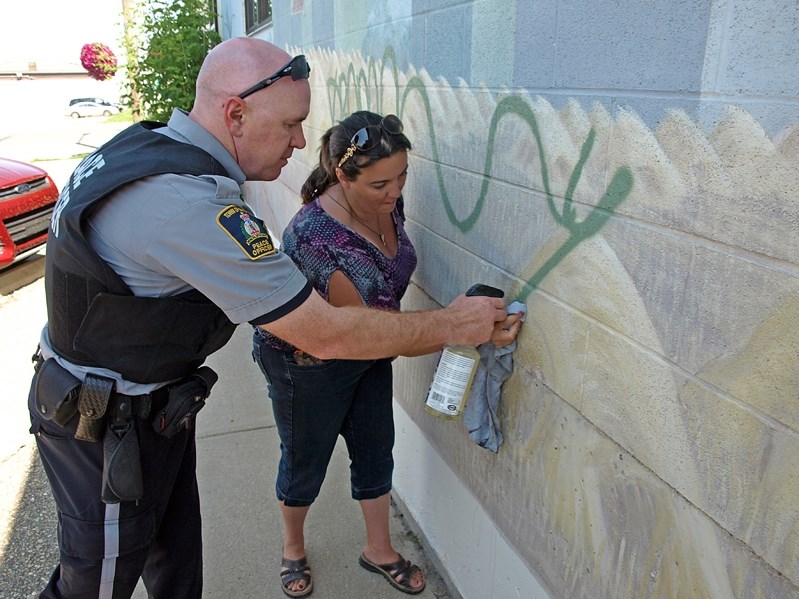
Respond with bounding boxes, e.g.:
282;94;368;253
424;284;505;419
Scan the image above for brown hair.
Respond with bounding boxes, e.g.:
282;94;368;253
300;111;412;204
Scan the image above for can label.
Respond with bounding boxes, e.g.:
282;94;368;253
425;348;476;416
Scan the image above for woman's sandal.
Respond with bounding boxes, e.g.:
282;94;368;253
358;552;426;595
280;556;314;598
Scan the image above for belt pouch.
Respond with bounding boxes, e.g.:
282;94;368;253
33;358;81;427
75;374;114;442
102;415;143;503
152;366;218;438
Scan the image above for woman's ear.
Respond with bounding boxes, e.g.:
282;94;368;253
335;167;351;188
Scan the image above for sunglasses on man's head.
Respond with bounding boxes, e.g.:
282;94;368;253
237;55;311;100
337;114;404;168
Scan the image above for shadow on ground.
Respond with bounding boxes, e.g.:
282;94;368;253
0;255;46;297
0;450;58;599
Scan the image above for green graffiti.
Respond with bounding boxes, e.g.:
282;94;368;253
327;47;401;119
324;48;633;303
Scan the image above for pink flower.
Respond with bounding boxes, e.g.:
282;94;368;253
80;43;118;81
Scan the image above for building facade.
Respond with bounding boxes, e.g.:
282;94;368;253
219;1;799;597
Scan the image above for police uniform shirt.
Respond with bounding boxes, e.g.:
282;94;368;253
39;108;310;393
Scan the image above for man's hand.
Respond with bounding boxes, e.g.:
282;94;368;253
264;290;509;360
443;295;507;347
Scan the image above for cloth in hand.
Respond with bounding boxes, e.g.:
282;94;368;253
463;301;526;452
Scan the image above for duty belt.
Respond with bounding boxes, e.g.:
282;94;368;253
108;388;168;423
75;374;169;442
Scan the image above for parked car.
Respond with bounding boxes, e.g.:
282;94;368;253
68;97;121;109
65;100;121;118
0;157;59;268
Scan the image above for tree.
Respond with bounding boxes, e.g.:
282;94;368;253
123;0;220;122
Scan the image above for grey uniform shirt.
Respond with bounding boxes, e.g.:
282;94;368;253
40;108;309;393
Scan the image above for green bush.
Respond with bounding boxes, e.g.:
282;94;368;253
123;0;220;122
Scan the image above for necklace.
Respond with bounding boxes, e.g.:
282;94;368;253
326;190;386;246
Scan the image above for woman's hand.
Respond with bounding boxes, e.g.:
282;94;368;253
490;311;524;348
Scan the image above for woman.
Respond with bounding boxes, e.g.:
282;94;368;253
253;111;521;597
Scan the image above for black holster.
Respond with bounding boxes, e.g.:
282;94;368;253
102;397;143;504
152;366;218;438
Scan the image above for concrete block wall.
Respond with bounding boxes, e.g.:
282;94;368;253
235;1;799;597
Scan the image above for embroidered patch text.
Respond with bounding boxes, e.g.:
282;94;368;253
217;205;276;260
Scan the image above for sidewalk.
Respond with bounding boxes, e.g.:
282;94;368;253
138;325;451;598
0;225;450;599
0;279;449;599
0;284;449;598
0;110;451;598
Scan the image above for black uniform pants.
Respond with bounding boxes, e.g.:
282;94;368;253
29;383;203;599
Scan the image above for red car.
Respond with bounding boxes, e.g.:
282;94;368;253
0;157;59;268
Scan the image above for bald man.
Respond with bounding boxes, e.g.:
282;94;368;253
29;37;505;599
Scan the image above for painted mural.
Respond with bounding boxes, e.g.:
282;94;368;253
251;46;799;598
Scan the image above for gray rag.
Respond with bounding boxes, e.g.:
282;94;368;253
463;301;526;452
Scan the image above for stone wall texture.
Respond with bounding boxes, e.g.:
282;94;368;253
239;1;799;597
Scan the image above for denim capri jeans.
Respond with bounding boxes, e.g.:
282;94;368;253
252;333;395;507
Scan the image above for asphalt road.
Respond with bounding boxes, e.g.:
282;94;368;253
0;77;129;598
0;77;127;188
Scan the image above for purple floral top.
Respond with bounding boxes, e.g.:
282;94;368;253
260;195;417;350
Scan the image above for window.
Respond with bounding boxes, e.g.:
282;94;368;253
245;0;272;32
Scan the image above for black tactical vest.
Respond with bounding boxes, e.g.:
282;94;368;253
46;121;238;383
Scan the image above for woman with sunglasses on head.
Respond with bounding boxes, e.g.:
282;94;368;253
253;111;522;597
253;110;423;597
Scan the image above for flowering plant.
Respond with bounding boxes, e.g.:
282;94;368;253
80;42;118;81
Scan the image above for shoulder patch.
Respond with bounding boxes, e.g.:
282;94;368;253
217;205;277;260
